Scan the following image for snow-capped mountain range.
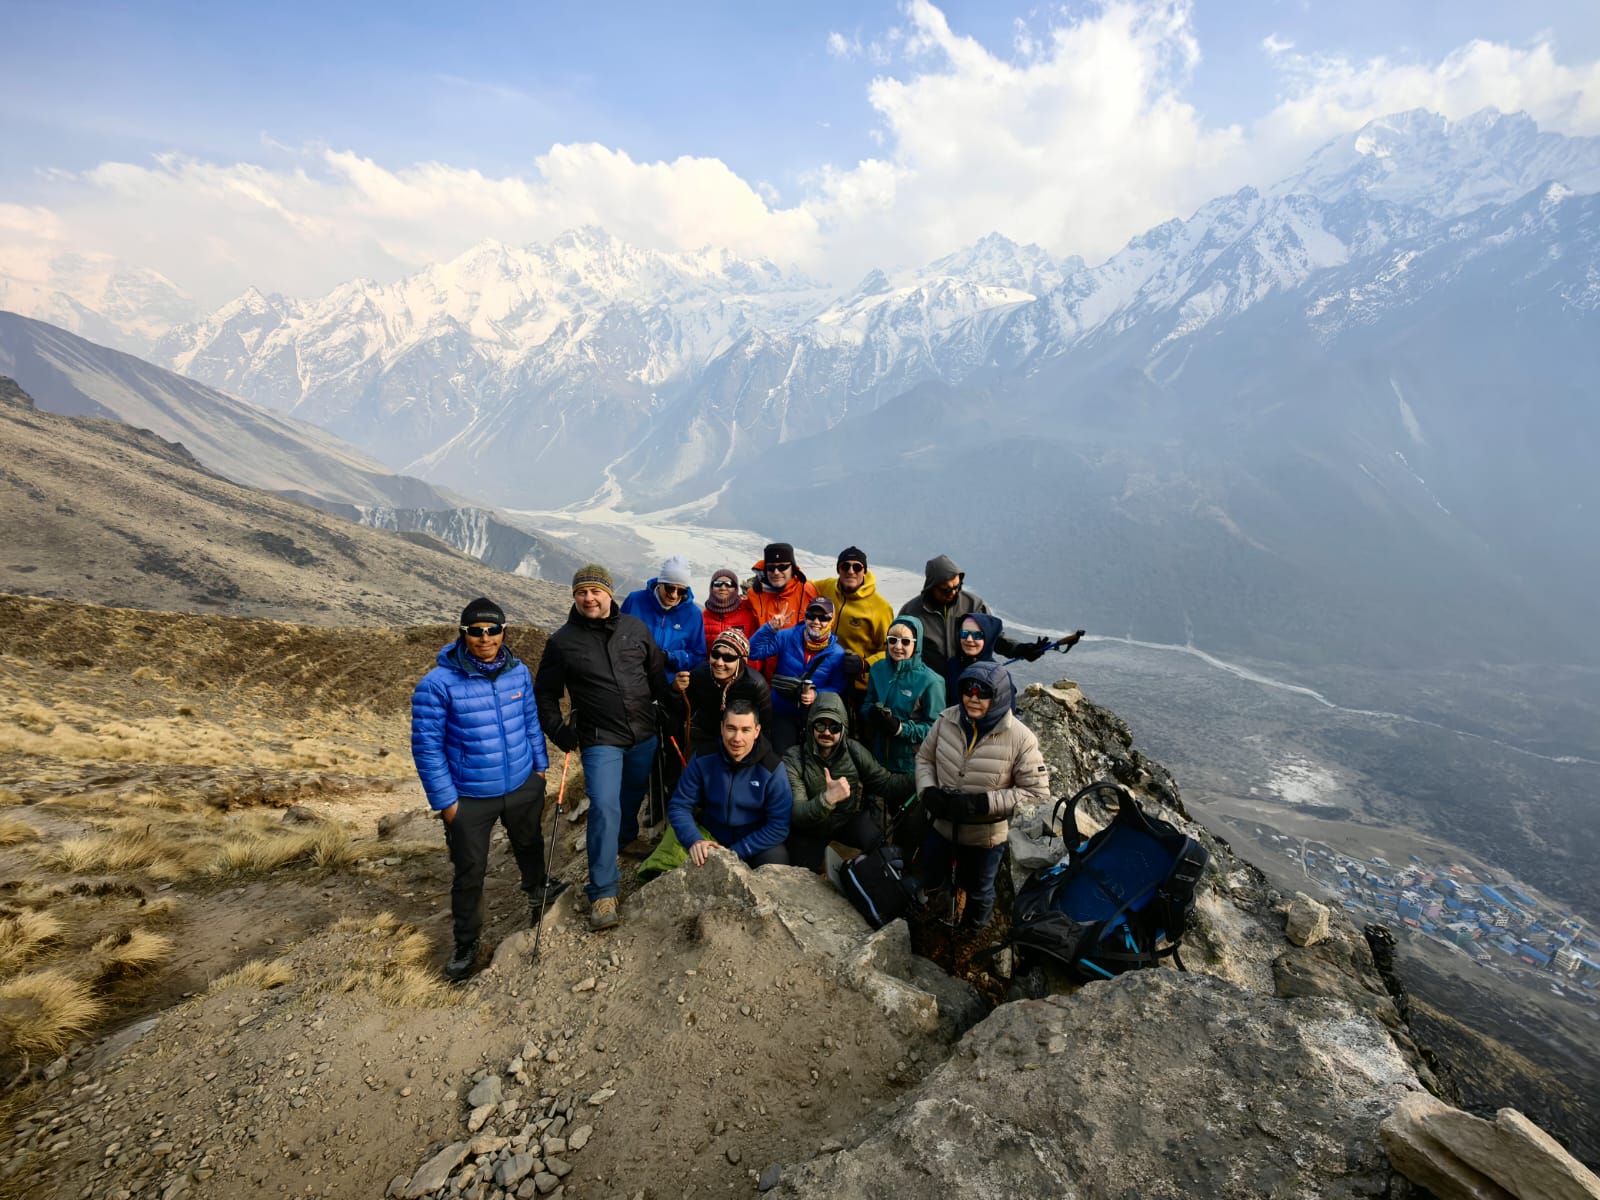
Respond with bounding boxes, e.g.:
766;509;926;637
133;108;1600;512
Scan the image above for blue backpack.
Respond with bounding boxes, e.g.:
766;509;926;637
1011;782;1209;983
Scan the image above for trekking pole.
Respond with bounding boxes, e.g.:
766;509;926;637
531;751;571;963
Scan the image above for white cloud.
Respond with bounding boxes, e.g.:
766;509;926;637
3;2;1599;314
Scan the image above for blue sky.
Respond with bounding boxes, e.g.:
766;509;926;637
3;0;1599;307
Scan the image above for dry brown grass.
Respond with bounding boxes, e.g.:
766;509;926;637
0;969;105;1058
208;957;295;993
44;828;196;881
328;913;464;1007
88;929;174;981
0;788;22;806
205;821;356;876
0;910;65;973
0;816;40;846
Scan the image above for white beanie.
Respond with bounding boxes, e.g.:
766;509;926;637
660;555;693;588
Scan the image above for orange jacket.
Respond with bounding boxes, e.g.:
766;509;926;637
745;560;819;678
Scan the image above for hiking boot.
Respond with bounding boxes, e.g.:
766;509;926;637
444;940;478;983
618;835;654;860
588;896;619;932
527;879;571;925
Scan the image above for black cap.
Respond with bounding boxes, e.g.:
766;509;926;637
836;545;868;568
460;597;505;627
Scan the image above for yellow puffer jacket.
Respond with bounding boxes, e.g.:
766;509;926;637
914;706;1050;847
815;571;894;687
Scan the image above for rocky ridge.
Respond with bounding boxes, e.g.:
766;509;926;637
4;673;1530;1200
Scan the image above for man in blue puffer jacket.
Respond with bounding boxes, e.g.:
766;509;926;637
411;597;563;982
748;596;849;754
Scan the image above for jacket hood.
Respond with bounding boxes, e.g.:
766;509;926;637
887;613;926;672
837;569;879;600
953;611;1003;660
955;659;1015;738
800;691;851;763
922;554;963;593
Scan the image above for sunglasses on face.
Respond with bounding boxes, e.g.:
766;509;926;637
657;584;687;598
462;624;504;638
804;613;830;624
709;579;737;589
884;635;915;647
961;681;996;699
837;561;865;573
765;563;793;574
709;651;742;664
935;580;962;595
813;720;843;735
958;629;985;641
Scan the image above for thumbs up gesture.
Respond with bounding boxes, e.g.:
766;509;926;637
823;767;851;809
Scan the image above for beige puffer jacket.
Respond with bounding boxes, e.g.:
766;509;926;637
914;705;1050;847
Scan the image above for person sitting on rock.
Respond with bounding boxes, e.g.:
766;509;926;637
748;597;849;754
782;692;915;873
673;628;773;754
669;698;792;869
700;567;758;653
411;597;566;982
916;660;1049;931
621;554;707;678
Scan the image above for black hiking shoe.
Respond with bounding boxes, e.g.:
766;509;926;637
444;941;478;983
527;879;571;924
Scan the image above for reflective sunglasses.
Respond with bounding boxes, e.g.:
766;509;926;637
657;584;687;598
837;560;865;573
461;624;504;638
709;650;743;664
958;629;985;641
961;680;996;699
709;579;737;589
884;634;915;647
812;719;844;735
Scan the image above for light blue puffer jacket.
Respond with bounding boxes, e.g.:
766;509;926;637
410;641;549;810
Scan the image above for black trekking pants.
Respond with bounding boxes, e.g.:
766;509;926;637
786;810;883;873
442;770;547;946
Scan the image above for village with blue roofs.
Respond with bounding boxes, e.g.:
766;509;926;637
1259;830;1600;1008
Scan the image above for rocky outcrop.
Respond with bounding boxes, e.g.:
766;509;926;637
1380;1092;1600;1200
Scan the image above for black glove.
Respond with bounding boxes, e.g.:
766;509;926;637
548;721;578;753
923;787;987;821
839;651;865;678
1018;636;1053;662
867;704;901;737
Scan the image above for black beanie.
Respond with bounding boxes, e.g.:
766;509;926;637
460;597;505;627
836;545;868;568
763;542;795;566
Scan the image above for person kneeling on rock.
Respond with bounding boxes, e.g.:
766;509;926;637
668;699;792;868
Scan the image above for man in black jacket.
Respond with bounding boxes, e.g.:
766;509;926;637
534;563;682;932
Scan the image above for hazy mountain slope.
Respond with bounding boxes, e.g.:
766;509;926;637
0;377;570;627
0;311;451;511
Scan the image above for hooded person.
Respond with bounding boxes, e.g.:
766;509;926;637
747;595;849;754
943;611;1021;713
781;691;915;873
813;545;892;704
914;660;1050;931
621;555;707;676
674;627;774;753
897;554;1057;677
411;597;563;981
700;567;758;652
861;614;947;774
743;541;819;678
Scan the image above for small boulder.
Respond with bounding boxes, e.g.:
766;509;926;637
1285;892;1331;946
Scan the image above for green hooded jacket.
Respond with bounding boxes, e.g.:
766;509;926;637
861;613;947;773
781;692;915;831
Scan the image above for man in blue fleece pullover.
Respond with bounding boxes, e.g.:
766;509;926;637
669;699;792;867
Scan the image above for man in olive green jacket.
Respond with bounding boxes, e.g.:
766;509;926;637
781;692;915;872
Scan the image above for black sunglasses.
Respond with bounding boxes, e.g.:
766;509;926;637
461;624;504;638
884;634;915;646
934;579;963;594
709;651;742;663
657;584;687;598
837;560;865;572
765;562;794;573
961;681;996;699
813;720;844;734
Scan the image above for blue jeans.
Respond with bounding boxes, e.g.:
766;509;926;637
580;738;656;901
